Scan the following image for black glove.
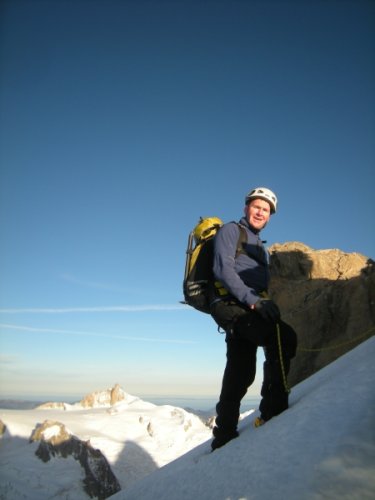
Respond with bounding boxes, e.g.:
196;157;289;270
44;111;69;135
254;299;280;322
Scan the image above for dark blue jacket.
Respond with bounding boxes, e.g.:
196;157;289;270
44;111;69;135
213;217;269;306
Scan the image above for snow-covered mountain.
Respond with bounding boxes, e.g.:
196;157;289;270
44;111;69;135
1;337;374;500
0;391;214;499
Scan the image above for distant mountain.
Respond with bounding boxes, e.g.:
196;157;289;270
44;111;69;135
0;385;214;499
0;399;44;410
33;383;127;410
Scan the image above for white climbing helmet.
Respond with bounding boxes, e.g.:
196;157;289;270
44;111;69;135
245;187;278;214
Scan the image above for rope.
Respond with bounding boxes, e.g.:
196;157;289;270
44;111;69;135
276;323;290;394
296;326;375;353
276;324;374;392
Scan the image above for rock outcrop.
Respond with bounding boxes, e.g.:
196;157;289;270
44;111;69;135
35;402;67;410
80;383;126;408
35;384;127;410
268;242;375;387
30;420;121;499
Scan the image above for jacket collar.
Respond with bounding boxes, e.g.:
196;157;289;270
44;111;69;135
239;216;260;235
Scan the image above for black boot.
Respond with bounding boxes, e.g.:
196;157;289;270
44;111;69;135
259;357;290;422
211;400;240;450
211;426;239;451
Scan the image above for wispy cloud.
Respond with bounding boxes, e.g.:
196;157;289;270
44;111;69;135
0;324;197;344
0;304;189;314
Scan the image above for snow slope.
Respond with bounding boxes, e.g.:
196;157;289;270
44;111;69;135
116;337;375;500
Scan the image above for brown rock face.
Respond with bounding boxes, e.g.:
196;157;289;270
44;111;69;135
80;384;126;408
268;242;375;387
110;383;124;406
30;420;71;446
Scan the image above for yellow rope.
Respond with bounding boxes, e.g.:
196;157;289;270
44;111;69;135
276;323;290;394
276;324;374;394
297;326;375;353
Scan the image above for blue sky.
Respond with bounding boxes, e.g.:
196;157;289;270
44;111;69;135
0;0;374;401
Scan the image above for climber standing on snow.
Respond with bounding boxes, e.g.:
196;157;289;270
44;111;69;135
210;187;297;450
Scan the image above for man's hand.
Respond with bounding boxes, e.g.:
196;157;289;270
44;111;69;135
254;299;280;322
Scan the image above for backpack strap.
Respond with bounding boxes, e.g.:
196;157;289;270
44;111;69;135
235;223;248;258
183;230;195;283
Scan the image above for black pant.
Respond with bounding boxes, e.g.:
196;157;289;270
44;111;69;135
211;301;297;436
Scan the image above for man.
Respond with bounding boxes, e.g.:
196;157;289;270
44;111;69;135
210;187;297;450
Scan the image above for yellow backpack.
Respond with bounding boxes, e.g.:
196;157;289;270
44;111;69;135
182;217;247;314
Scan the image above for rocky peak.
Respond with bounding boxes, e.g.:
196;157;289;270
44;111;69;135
35;384;128;410
268;242;375;386
80;383;126;408
30;420;121;499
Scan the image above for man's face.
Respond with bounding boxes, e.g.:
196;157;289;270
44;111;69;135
245;198;271;230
